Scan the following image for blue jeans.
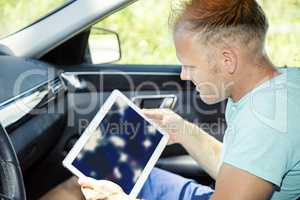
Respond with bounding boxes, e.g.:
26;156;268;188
138;168;214;200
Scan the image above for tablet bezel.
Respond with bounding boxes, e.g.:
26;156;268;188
63;89;169;198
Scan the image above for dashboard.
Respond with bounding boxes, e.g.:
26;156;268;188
0;56;67;170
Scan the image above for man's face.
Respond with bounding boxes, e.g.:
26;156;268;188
174;31;232;104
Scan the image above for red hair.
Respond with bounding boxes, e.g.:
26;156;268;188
172;0;268;45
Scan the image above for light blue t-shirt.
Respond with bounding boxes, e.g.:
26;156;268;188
221;68;300;200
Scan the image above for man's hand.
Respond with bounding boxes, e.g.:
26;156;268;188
143;108;222;179
78;177;135;200
142;109;189;145
211;163;274;200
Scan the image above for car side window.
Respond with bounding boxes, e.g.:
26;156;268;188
90;0;300;67
91;0;178;65
260;0;300;67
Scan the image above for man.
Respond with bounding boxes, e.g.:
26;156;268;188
41;0;300;199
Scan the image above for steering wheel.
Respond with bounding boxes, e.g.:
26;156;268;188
0;124;26;200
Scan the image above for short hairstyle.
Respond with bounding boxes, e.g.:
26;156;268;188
171;0;269;47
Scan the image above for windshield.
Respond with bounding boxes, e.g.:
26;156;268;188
0;0;73;39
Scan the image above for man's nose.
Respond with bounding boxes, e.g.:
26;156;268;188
180;67;190;80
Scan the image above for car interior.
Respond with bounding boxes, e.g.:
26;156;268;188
0;28;226;199
0;0;298;200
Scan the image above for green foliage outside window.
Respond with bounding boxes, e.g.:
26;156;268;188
98;0;300;67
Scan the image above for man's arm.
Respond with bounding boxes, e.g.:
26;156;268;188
210;163;274;200
180;121;222;179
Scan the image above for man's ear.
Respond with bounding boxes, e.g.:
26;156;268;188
222;49;237;74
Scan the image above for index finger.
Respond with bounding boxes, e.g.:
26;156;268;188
142;109;165;120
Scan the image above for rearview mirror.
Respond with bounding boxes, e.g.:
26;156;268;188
87;27;121;64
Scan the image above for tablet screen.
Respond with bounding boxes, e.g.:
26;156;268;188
71;97;163;194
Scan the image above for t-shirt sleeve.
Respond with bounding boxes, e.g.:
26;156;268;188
222;120;292;187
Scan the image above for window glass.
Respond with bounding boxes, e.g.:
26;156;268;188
0;0;72;39
93;0;300;67
260;0;300;67
94;0;178;65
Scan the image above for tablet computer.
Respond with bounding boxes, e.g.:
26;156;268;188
63;89;169;198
